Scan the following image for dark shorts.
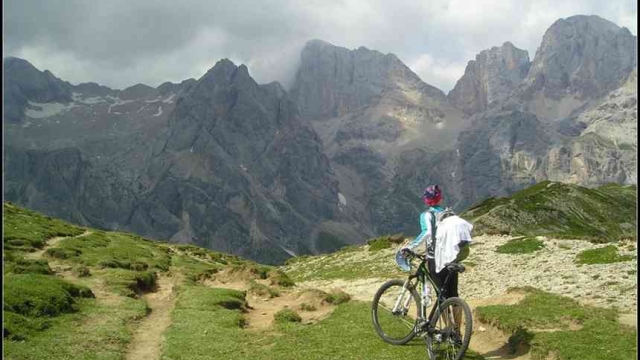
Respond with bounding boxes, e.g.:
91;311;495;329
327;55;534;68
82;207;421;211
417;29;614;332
427;258;459;298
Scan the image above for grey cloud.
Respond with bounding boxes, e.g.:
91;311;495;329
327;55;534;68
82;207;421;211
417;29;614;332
4;0;636;92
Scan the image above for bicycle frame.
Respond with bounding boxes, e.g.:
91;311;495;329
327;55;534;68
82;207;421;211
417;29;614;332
395;256;455;331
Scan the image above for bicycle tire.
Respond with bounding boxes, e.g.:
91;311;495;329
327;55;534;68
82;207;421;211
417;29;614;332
371;279;421;345
425;297;473;360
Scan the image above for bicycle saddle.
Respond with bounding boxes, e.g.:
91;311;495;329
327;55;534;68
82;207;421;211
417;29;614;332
446;262;466;273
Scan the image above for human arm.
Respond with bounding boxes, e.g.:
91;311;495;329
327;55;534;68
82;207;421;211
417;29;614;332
454;241;471;262
404;212;431;251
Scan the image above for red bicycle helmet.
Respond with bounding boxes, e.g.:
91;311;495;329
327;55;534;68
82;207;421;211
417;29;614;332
423;185;442;206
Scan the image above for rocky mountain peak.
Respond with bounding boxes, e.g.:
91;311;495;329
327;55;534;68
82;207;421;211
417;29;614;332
3;57;73;123
291;39;444;120
119;83;158;100
523;14;636;102
448;42;530;115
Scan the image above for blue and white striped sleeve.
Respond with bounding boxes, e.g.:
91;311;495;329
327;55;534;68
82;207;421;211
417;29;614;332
406;212;431;251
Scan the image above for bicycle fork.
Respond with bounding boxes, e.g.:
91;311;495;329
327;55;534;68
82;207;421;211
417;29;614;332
391;280;413;315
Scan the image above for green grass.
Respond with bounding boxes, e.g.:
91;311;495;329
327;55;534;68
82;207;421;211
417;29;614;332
102;268;158;297
575;245;635;265
4;258;53;275
462;182;637;241
4;274;94;320
283;245;403;282
162;296;485;360
4;295;148;360
49;231;172;272
176;286;248;311
496;237;545;254
476;287;636;360
3;203;85;252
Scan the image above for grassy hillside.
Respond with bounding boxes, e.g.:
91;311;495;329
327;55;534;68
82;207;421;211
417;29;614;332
461;181;637;241
3;203;486;360
4;185;637;360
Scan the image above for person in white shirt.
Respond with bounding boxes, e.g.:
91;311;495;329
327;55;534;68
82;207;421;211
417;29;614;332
402;185;472;300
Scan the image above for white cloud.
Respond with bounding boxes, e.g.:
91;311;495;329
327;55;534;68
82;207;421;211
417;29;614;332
4;0;636;91
408;54;468;93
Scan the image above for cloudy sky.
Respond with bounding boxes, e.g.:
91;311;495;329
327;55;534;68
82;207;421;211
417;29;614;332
4;0;637;93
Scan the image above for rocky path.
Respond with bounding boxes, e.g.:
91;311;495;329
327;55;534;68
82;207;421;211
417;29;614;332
125;273;179;360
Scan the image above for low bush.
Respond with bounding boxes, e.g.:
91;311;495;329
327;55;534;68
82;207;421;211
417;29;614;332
274;308;302;323
249;281;280;298
73;265;91;277
105;270;157;297
323;290;351;305
268;270;295;287
299;303;317;311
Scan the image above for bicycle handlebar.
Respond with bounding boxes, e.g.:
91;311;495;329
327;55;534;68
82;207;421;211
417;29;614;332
400;248;426;261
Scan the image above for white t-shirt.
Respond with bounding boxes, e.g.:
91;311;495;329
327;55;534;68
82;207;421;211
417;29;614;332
433;215;473;273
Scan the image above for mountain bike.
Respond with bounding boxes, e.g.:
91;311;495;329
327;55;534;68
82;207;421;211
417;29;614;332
371;249;472;360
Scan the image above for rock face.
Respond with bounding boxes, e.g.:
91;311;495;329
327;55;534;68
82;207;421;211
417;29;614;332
519;15;637;120
290;39;466;236
132;60;364;262
291;15;636;238
448;42;530;115
291;39;447;120
4;58;366;264
3;57;73;123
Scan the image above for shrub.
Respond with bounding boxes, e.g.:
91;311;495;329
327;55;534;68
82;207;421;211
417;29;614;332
323;290;351;305
268;270;295;287
249;281;280;298
299;303;316;311
274;308;302;323
105;270;157;297
73;265;91;277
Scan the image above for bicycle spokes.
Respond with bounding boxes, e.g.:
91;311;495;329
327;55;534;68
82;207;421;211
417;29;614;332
374;282;416;340
425;300;472;360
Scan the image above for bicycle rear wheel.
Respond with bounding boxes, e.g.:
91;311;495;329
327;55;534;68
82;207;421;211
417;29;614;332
425;297;472;360
371;279;420;345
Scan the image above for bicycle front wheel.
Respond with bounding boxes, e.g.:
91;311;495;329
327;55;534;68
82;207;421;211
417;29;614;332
371;279;421;345
425;297;472;360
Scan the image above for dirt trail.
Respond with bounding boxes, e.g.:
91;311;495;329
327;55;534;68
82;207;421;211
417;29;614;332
25;230;92;259
204;275;336;330
125;273;179;360
467;292;530;360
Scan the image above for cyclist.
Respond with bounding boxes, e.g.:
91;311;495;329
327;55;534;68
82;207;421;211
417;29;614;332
401;185;472;329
